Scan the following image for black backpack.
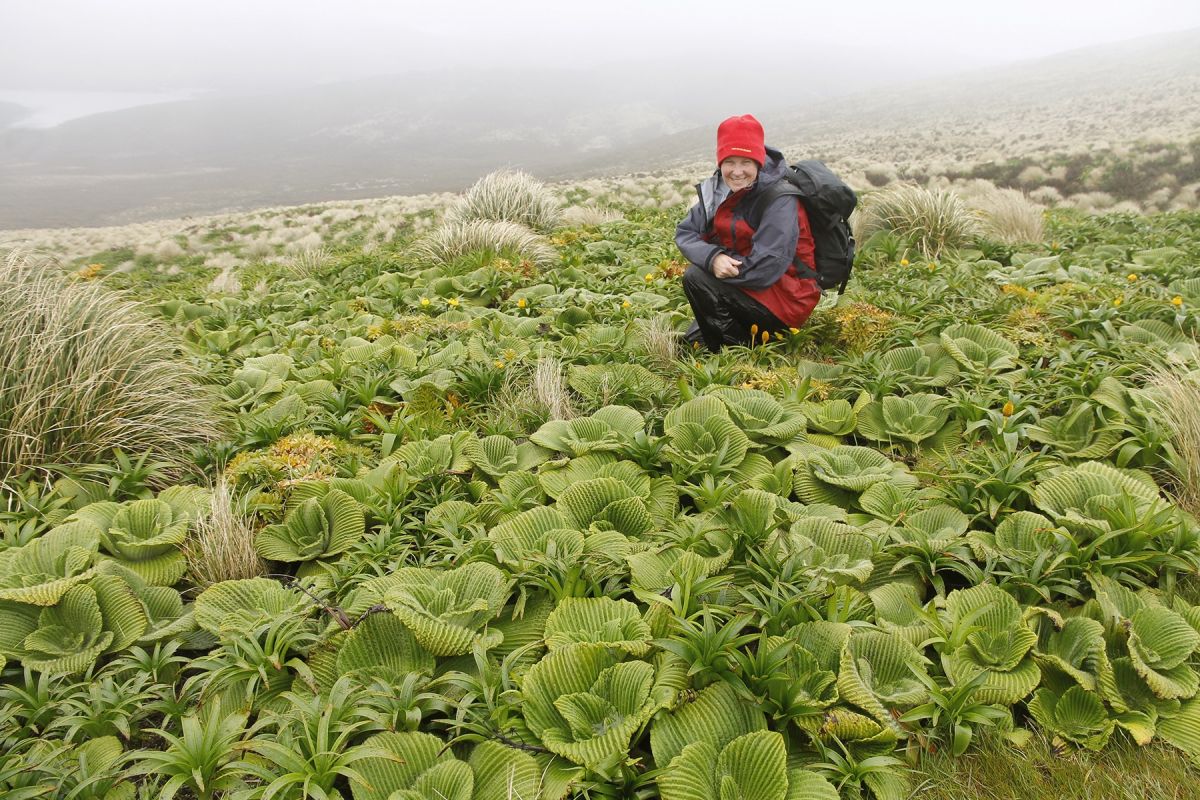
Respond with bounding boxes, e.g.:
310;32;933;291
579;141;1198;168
745;160;857;293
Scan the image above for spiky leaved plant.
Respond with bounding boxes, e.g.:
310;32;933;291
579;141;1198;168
0;250;224;485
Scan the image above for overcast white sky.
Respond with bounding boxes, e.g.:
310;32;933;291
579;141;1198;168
4;0;1200;93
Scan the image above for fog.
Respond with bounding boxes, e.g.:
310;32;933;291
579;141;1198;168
5;0;1200;98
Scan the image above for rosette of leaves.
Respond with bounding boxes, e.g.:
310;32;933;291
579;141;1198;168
193;577;310;636
663;398;756;482
487;505;585;568
382;563;509;656
463;434;549;480
224;353;293;409
335;612;436;681
704;387;808;447
939;322;1019;372
71;488;205;586
855;393;958;449
738;635;840;730
351;734;573;800
253;485;364;564
657;730;839;800
1028;612;1110;692
1026;402;1121;460
557;477;652;537
838;630;931;731
792;446;919;508
0;524;100;606
1031;461;1162;533
1119;319;1199;359
968;512;1076;603
769;516;874;585
0;572;148;674
939;584;1041;704
543;597;653;655
531;406;645;457
868;582;930;647
521;644;659;775
1027;684;1116;751
387;431;474;479
649;681;767;769
873;342;961;390
798;398;857;439
540;454;678;528
567;363;668;408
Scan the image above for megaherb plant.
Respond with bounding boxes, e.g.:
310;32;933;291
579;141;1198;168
4;175;1200;800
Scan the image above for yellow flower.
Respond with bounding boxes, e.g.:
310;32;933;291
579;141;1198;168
761;331;770;344
900;258;909;266
750;324;759;339
419;296;431;307
76;263;103;280
517;297;527;308
447;297;460;307
621;299;631;308
644;272;654;282
1127;273;1138;282
1172;296;1184;307
789;327;800;335
494;360;505;368
1113;297;1123;307
928;263;937;272
1002;401;1015;417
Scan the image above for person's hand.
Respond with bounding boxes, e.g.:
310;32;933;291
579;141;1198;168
712;253;741;279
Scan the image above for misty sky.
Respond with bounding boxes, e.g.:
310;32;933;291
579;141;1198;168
4;0;1200;95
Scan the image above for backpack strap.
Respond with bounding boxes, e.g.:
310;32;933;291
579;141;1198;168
742;180;820;284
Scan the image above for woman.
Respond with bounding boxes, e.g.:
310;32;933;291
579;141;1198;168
675;114;820;352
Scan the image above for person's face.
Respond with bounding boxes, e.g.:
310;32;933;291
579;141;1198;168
720;157;759;192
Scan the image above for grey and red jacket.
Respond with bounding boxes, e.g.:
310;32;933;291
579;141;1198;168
675;146;820;327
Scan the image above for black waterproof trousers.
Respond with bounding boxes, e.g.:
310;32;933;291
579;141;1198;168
682;265;790;353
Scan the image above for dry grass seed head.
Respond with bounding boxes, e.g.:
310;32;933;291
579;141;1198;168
533;356;574;421
185;477;266;588
1146;366;1200;516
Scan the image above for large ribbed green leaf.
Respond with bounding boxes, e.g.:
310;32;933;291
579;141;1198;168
351;731;469;800
838;630;929;730
1157;696;1200;766
943;584;1041;704
650;681;767;769
772;517;874;585
1027;685;1114;750
557;477;651;537
193;577;308;635
666;416;752;479
876;342;960;389
538;453;618;499
544;597;652;655
254;487;364;563
488;505;579;567
1031;614;1108;691
522;645;656;774
1127;605;1200;699
336;612;435;679
0;524;100;606
20;584;114;674
384;563;509;656
707;387;808;446
664;395;729;431
939;323;1018;371
856;394;952;446
798;399;857;436
658;730;789;800
869;582;929;647
469;741;543;800
1027;403;1122;460
465;434;520;479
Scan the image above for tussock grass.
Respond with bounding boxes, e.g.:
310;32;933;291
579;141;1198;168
534;356;574;421
0;250;224;483
282;246;330;280
561;204;625;227
913;731;1199;800
855;183;983;259
185;478;265;588
638;315;681;370
412;219;557;270
970;187;1046;244
445;169;562;232
1147;367;1200;516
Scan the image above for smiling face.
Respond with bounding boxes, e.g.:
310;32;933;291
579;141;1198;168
720;156;759;192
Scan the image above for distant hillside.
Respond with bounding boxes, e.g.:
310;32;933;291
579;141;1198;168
0;101;29;129
2;28;1199;229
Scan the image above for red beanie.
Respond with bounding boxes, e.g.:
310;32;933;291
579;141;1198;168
716;114;766;167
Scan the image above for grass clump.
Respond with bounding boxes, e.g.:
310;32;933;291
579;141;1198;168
184;477;265;588
856;183;983;258
0;251;223;484
445;169;562;233
972;187;1046;244
412;219;558;270
1147;367;1200;516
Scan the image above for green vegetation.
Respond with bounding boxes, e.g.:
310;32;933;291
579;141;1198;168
2;171;1200;799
